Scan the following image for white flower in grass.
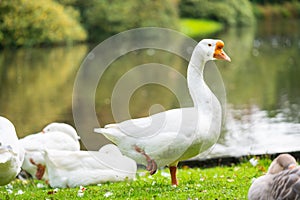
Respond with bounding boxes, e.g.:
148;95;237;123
5;184;13;189
7;189;13;194
79;186;86;191
160;171;170;177
15;190;24;195
77;185;86;197
37;183;45;188
77;192;84;197
53;188;59;193
249;158;258;167
138;172;147;177
104;191;113;198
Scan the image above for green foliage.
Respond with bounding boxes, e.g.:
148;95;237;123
249;0;297;4
252;1;300;19
180;18;223;37
0;158;270;199
77;0;180;41
179;0;256;26
0;0;87;47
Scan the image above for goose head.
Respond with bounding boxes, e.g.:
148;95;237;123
0;144;11;154
267;154;297;174
42;123;80;141
195;39;231;63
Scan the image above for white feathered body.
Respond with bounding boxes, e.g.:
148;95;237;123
0;116;24;186
19;125;80;179
95;39;225;169
96;96;221;168
44;144;136;188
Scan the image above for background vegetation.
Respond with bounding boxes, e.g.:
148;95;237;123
0;0;299;47
252;1;300;19
0;0;179;47
0;0;87;47
179;0;256;26
0;0;253;47
78;0;179;42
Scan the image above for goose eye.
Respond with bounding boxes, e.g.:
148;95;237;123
208;44;212;47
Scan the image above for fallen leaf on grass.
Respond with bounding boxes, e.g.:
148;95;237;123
47;188;59;194
227;179;234;183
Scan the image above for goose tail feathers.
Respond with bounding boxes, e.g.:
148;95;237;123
94;125;123;144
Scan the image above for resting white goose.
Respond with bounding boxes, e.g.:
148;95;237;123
248;154;300;200
44;144;137;188
0;116;24;186
19;122;80;180
95;39;231;185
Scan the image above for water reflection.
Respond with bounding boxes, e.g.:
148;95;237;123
0;45;88;137
0;20;299;157
209;105;300;158
95;49;192;126
207;19;300;157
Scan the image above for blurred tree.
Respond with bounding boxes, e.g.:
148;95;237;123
179;0;256;26
251;1;300;19
0;0;87;47
58;0;180;42
249;0;299;4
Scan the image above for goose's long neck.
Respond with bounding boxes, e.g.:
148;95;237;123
187;50;212;108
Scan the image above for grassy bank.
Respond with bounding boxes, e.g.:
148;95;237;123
180;18;223;37
0;157;271;199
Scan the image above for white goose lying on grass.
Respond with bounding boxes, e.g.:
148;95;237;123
95;39;231;185
19;123;80;180
44;144;137;188
0;116;24;186
248;154;300;200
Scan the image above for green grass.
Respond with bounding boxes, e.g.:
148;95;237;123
179;18;224;37
0;158;271;200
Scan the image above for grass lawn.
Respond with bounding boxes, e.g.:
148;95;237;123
0;157;271;199
179;18;224;38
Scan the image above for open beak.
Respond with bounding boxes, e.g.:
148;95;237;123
213;41;231;62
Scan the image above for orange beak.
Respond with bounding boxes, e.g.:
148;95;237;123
213;41;231;62
288;164;297;170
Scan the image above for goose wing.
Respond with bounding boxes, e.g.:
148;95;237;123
271;167;300;199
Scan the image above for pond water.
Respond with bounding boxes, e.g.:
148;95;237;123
0;19;299;158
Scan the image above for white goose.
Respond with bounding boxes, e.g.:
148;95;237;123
19;122;80;180
0;116;24;186
248;154;300;200
95;39;231;185
44;144;137;188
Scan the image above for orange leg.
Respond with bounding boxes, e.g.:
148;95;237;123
134;145;157;175
169;166;178;186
